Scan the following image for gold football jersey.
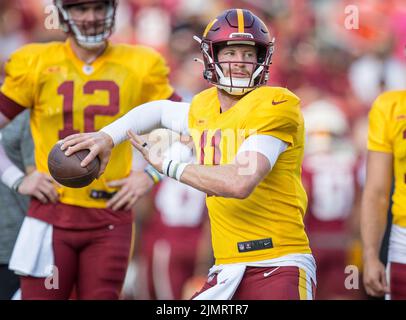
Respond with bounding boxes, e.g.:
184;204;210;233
188;86;310;264
1;39;174;208
368;91;406;227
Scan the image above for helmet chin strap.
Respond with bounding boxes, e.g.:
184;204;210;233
75;38;106;50
216;64;264;96
73;31;109;49
217;77;253;96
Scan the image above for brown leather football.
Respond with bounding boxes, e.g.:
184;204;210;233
47;142;100;188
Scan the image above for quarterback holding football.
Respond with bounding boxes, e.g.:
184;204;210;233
63;8;317;300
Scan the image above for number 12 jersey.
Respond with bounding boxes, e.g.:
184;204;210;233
1;39;174;208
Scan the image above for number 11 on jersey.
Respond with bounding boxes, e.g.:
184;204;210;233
199;129;222;165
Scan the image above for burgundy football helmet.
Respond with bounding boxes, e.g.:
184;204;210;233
54;0;117;48
195;9;274;95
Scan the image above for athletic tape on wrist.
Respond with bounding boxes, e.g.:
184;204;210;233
1;165;25;190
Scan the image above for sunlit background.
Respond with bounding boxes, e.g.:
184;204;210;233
1;0;405;300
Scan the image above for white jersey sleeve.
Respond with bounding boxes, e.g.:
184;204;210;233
237;134;287;169
101;100;190;146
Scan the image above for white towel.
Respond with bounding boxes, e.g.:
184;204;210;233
9;216;54;277
11;289;21;300
192;264;246;300
192;253;317;300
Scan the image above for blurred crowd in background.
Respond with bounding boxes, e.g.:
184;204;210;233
1;0;406;300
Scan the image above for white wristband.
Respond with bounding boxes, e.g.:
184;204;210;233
1;165;25;190
175;163;188;181
162;158;189;181
162;158;172;177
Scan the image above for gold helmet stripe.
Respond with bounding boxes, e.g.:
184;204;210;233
237;9;245;33
203;18;218;37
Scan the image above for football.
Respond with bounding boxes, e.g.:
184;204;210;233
47;142;100;188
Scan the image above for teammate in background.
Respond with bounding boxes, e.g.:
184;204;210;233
62;9;317;299
361;89;406;300
0;0;179;299
0;110;36;300
302;100;364;299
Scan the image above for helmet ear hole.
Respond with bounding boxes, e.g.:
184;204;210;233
257;46;266;64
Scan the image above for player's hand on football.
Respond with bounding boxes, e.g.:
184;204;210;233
127;130;163;173
363;256;390;297
106;170;154;211
61;131;114;177
18;171;59;204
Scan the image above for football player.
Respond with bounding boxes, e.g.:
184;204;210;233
62;9;317;299
361;89;406;299
0;110;34;300
0;0;179;299
302;100;363;299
